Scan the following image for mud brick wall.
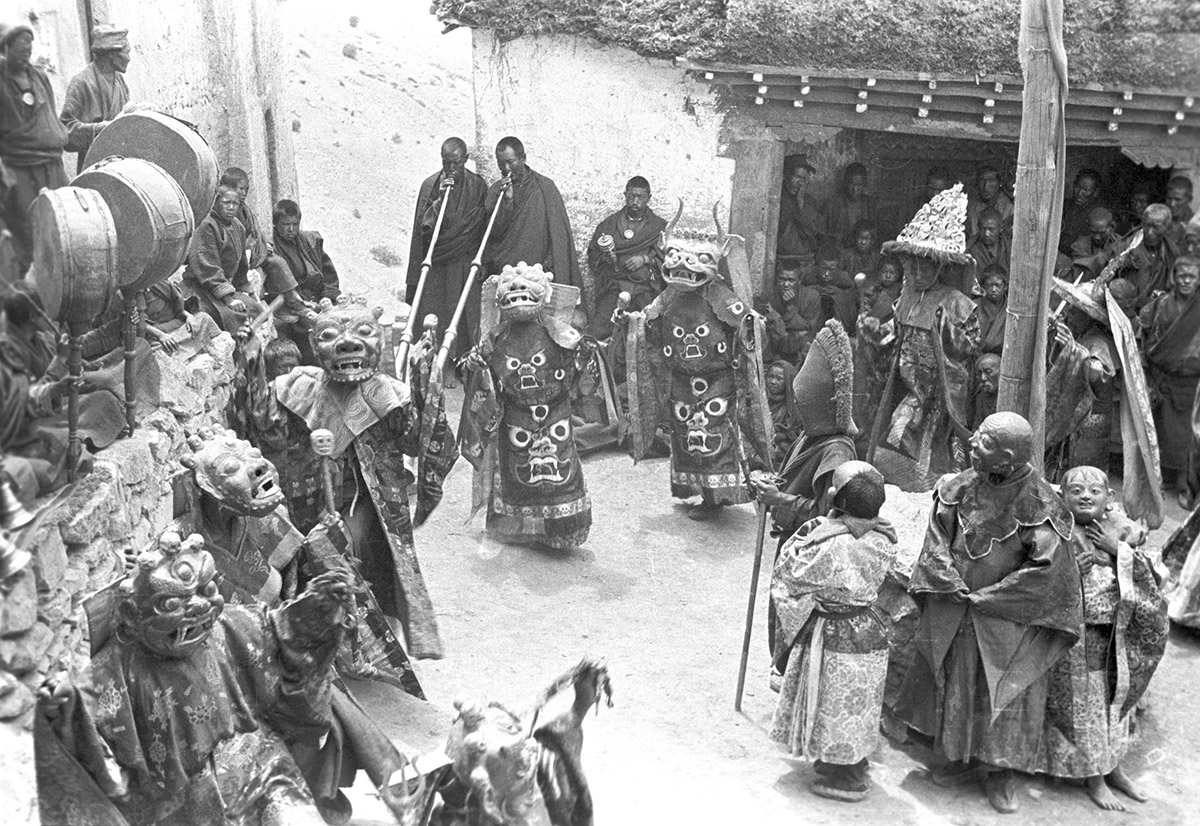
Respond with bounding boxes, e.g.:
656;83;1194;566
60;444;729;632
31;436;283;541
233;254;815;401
0;335;236;824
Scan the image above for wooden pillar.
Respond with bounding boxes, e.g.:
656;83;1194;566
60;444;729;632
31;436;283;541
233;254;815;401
998;0;1068;464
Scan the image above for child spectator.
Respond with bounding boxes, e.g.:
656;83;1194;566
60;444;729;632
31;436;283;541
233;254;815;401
1041;466;1166;811
838;220;880;282
180;184;261;331
765;359;800;467
809;244;858;331
769;460;898;802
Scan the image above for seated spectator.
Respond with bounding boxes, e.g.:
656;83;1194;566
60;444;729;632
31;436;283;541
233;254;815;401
1059;168;1104;254
838;220;880;281
975;265;1009;354
822;162;878;248
965;165;1013;239
272;198;340;361
966;207;1011;293
1166;175;1195;253
1115;179;1157;237
762;263;820;366
220;168;314;326
764;359;801;467
585;176;665;341
1065;207;1121;281
808;244;858;331
180;184;263;331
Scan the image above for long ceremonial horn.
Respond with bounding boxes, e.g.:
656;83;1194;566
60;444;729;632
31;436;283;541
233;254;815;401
398;177;455;382
432;179;508;378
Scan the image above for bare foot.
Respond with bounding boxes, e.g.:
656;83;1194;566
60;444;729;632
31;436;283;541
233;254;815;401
1085;775;1127;812
1106;766;1149;802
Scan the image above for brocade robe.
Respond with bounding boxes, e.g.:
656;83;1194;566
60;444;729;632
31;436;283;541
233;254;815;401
770;514;899;764
895;466;1081;772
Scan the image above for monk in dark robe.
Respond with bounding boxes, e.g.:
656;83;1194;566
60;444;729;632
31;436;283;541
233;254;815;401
1120;204;1178;310
0;25;69;274
585;175;666;340
484;136;583;298
777;155;823;272
895;412;1082;814
1059;168;1104;255
975;265;1008;354
406;137;487;358
59;25;130;173
273;198;340;304
1139;255;1200;497
181;184;262;331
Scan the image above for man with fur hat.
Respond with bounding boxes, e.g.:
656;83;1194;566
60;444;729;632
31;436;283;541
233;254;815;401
863;183;979;492
0;22;69;274
60;24;130;173
895;412;1083;814
752;319;858;679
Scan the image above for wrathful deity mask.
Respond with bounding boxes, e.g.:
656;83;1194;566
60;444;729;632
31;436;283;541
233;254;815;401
507;404;575;487
447;697;542;825
494;262;553;322
671;372;734;457
488;322;572;406
116;532;225;660
658;291;732;374
181;427;285;517
659;201;732;290
310;299;385;383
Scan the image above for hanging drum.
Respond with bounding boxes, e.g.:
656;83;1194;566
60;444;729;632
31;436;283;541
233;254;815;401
73;157;194;291
28;186;118;327
84;111;218;227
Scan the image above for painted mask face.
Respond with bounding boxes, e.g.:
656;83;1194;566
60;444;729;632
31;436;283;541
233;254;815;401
311;303;383;383
182;429;284;517
661;236;723;289
506;403;576;487
670;373;734;457
118;532;224;660
1061;470;1111;525
489;323;571;406
494;263;552;322
659;292;731;374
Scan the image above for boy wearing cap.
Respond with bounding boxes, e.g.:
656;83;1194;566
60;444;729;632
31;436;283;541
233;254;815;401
61;24;131;173
769;460;898;802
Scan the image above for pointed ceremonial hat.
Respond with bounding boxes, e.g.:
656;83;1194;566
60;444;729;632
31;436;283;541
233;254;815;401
793;318;857;438
882;182;974;267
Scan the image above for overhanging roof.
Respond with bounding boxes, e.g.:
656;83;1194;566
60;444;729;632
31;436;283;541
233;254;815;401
683;59;1200;149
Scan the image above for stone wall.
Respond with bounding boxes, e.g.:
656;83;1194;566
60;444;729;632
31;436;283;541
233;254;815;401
0;335;235;825
11;0;297;221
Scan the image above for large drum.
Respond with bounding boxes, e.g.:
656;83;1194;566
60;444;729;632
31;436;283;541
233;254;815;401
73;157;194;292
29;187;118;328
84;111;218;227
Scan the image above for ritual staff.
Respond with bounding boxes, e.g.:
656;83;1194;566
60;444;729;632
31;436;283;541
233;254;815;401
864;183;979;492
777;155;823;272
1040;467;1166;812
0;25;69;274
769;460;897;802
406;137;487;359
752;320;858;678
180;184;261;331
585;175;666;340
1121;204;1179;310
484;136;582;295
59;24;130;173
1139;255;1200;502
895;412;1082;814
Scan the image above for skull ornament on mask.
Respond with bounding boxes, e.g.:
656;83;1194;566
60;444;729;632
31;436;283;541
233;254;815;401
507;404;575;487
658;291;732;375
670;372;735;458
310;299;384;383
116;532;225;660
180;428;285;517
494;262;553;322
487;321;573;407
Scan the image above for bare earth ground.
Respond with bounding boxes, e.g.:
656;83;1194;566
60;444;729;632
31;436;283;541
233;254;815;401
281;3;1200;824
